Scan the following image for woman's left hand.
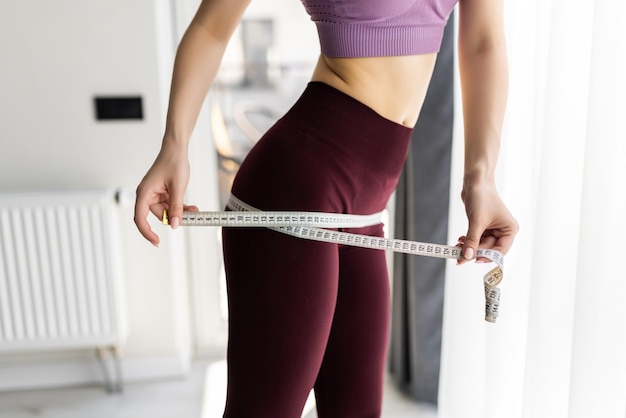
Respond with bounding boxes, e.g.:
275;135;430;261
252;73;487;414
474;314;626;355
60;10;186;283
457;179;518;264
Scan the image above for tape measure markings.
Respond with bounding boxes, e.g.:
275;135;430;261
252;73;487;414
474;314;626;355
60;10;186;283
162;195;504;323
165;210;383;229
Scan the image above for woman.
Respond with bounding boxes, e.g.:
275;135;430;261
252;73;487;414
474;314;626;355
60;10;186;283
135;0;518;416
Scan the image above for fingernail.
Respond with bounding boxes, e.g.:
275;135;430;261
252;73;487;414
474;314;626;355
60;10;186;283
171;216;180;229
464;247;475;260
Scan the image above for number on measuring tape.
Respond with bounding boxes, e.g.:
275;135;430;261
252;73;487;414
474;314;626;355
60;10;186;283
162;194;504;323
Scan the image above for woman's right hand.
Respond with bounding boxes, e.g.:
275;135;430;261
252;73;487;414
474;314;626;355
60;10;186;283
134;141;198;247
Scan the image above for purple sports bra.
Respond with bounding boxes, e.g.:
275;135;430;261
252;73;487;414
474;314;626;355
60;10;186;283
300;0;459;57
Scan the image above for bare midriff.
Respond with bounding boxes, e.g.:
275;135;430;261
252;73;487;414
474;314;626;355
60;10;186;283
310;53;438;128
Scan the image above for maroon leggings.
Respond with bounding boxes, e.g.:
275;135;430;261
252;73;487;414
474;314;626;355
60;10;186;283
222;82;413;417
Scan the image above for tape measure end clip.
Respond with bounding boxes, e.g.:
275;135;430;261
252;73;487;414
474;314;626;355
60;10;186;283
162;210;169;225
485;315;497;323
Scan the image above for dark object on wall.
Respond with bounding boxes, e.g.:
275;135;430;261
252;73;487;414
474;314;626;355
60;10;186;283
94;96;143;120
388;14;455;405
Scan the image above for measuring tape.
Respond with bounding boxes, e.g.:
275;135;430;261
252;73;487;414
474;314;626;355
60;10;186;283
163;195;504;323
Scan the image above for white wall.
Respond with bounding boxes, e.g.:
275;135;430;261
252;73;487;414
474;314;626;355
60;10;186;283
222;0;318;71
0;0;195;389
0;1;164;190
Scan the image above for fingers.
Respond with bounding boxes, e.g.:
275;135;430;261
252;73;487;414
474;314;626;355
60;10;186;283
136;198;199;246
149;203;199;223
457;185;519;266
166;185;185;230
475;235;497;263
133;145;192;244
462;221;484;261
491;229;517;256
457;228;517;265
134;191;160;247
149;202;169;221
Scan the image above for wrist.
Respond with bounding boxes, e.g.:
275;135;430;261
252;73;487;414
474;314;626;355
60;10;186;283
462;166;497;201
162;130;191;149
463;134;501;185
463;165;495;186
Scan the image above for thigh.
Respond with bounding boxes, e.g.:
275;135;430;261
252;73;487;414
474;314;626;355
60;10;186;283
222;226;339;418
314;224;391;418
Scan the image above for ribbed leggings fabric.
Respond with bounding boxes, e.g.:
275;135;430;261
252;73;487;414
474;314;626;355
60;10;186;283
222;82;413;417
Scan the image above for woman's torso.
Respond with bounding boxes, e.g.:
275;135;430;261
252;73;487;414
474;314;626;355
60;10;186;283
302;0;457;127
310;54;437;128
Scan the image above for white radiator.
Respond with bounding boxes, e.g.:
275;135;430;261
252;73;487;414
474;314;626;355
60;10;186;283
0;190;126;390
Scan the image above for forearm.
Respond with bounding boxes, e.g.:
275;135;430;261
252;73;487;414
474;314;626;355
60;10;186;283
458;0;508;186
459;45;508;187
162;0;250;147
163;23;228;146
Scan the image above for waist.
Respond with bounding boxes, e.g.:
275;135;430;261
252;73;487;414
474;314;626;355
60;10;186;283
310;53;438;127
281;81;413;175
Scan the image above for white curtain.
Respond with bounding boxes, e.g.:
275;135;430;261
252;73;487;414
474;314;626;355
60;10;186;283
440;0;626;417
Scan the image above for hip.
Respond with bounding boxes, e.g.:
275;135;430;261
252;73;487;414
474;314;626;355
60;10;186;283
230;82;413;216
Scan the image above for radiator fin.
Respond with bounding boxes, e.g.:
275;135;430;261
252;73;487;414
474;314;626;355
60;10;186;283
0;191;124;351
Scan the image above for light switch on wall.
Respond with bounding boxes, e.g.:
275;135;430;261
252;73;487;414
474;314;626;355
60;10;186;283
94;96;143;120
